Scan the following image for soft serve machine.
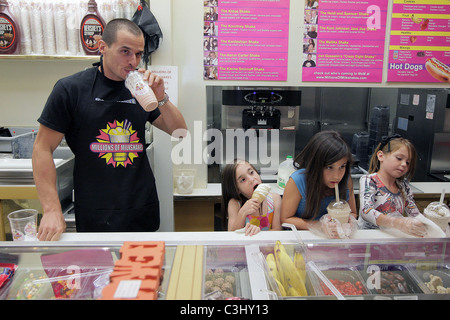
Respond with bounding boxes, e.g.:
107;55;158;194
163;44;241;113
206;86;302;182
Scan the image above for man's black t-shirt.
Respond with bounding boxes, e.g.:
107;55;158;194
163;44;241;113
39;67;162;232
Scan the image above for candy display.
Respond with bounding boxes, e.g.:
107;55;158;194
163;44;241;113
320;279;365;296
317;269;368;296
204;268;237;299
14;273;47;300
41;249;115;299
374;271;420;295
0;263;17;290
1;240;450;300
424;273;450;294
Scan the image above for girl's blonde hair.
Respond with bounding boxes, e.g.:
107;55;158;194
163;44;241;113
369;136;417;181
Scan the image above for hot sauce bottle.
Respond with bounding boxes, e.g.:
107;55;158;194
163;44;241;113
0;0;21;54
80;0;105;55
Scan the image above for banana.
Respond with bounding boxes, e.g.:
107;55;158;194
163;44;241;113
266;253;280;282
287;285;300;297
294;252;306;283
411;14;422;24
274;241;288;289
278;249;308;296
276;279;287;296
275;240;287;254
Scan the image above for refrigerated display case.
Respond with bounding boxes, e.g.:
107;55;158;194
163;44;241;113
0;233;449;300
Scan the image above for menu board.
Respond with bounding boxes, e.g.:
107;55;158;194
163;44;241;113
203;0;290;81
302;0;388;82
387;0;450;83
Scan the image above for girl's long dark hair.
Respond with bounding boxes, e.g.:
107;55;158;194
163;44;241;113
220;159;258;230
293;131;353;220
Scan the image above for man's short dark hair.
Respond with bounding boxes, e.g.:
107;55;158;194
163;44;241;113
102;18;143;46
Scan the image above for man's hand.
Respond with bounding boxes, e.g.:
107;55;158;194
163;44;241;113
38;211;66;241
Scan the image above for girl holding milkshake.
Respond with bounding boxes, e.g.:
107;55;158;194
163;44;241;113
281;131;357;236
221;159;282;236
358;135;427;237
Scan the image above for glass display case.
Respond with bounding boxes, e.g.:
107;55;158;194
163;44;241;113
0;237;449;300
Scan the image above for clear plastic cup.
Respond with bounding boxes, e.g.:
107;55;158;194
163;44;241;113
125;71;158;112
327;200;351;225
424;202;450;232
7;209;38;241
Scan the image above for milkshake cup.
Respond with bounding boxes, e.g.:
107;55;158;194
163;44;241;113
108;127;131;162
125;71;158;111
327;200;351;225
251;184;271;203
327;184;351;224
424;202;450;232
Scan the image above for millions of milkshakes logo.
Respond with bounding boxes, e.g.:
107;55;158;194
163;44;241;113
89;119;144;167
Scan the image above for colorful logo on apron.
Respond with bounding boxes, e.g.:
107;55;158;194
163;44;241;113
90;120;144;167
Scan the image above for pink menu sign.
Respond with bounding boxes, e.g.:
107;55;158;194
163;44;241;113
388;0;450;83
203;0;290;81
302;0;388;82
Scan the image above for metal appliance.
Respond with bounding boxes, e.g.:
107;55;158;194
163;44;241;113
430;132;450;181
394;88;449;182
207;86;301;182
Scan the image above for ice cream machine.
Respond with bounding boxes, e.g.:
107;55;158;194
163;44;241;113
206;86;301;182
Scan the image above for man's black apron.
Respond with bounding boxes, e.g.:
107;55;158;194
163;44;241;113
71;68;159;232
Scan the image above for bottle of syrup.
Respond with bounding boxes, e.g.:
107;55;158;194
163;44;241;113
0;0;21;54
80;0;106;55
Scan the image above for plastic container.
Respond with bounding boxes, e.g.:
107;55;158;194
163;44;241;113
7;209;38;241
0;0;21;54
0;127;37;158
174;169;196;194
313;268;369;296
277;156;296;189
7;268;53;300
80;0;105;55
409;267;450;294
175;173;195;194
423;201;450;232
361;264;425;295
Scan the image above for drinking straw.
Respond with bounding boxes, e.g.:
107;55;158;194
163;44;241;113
335;183;339;202
440;189;445;205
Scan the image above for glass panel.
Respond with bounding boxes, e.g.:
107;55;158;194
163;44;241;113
0;244;177;300
0;238;449;300
203;245;252;300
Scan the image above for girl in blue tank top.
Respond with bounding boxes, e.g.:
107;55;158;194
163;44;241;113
281;131;357;231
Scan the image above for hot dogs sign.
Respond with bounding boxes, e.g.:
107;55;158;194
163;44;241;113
388;1;450;83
